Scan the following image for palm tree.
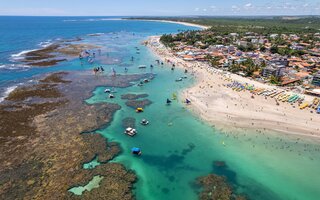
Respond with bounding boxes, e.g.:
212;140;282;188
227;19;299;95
270;75;281;85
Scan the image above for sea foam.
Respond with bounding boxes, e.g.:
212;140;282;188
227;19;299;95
0;85;18;102
11;49;38;60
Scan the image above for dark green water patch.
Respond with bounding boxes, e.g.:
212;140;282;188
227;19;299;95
122;117;136;128
162;187;170;194
212;161;237;185
141;153;200;174
181;143;196;156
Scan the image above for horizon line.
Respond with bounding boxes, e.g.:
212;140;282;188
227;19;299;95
0;14;320;17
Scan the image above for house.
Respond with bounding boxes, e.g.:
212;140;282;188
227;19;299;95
269;58;289;67
270;34;279;39
230;33;239;37
237;41;248;47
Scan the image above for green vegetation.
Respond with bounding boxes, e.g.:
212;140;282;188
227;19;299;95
130;16;320;34
270;75;281;85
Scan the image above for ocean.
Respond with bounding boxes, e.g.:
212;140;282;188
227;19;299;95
1;16;320;200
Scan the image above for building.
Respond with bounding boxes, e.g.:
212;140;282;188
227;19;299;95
312;72;320;87
262;64;286;77
269;58;289;67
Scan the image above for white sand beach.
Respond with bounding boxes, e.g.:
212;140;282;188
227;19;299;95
123;18;209;30
146;36;320;140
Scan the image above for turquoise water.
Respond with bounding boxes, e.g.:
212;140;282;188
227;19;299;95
86;43;320;200
83;155;101;169
1;17;320;200
68;175;104;195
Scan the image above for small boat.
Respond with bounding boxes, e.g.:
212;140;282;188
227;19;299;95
109;94;115;98
125;127;137;136
136;107;144;113
138;65;147;69
175;78;183;82
143;79;150;83
104;89;111;93
131;147;142;155
166;98;172;104
140;119;149;125
185;99;191;104
150;64;154;68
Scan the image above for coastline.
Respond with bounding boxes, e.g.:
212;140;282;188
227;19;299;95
123;18;209;30
146;36;320;140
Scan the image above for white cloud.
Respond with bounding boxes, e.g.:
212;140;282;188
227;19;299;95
203;8;207;12
245;3;252;7
194;8;200;12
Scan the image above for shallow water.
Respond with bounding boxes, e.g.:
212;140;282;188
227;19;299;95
86;44;320;200
69;175;104;195
1;17;320;200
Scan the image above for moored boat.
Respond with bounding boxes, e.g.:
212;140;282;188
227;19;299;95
138;65;147;69
125;127;137;136
140;119;149;125
131;147;142;155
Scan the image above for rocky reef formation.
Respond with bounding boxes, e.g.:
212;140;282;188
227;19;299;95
0;71;152;199
125;99;152;109
18;38;100;67
196;174;246;200
121;93;149;100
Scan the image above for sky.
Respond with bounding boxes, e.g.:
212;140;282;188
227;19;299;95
0;0;319;16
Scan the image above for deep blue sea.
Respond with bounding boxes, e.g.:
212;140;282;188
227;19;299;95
0;16;193;98
1;16;320;200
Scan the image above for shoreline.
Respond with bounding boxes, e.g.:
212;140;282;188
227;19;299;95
123;18;209;30
146;36;320;140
